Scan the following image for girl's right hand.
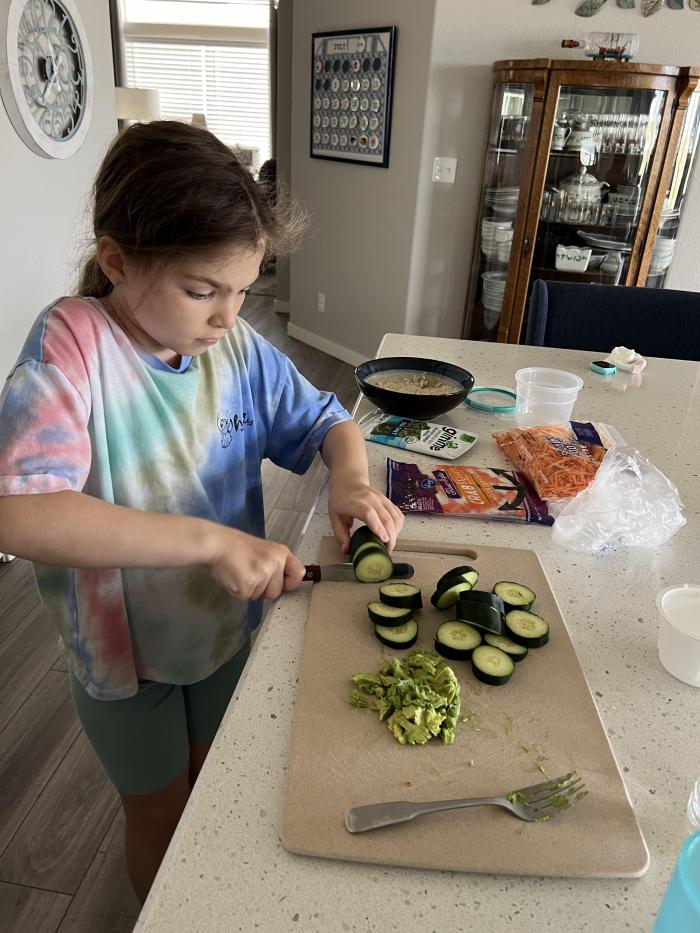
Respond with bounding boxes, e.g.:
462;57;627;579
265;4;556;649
206;528;307;601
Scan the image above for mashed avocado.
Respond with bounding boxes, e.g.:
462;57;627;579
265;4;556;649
347;649;461;745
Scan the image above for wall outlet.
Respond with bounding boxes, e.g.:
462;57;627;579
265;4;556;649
316;292;326;313
432;157;458;184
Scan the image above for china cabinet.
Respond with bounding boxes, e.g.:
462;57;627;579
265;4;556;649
464;59;700;343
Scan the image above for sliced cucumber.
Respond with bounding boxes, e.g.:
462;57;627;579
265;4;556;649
436;565;480;590
431;580;474;610
374;619;418;649
367;601;412;626
454;600;503;635
505;610;549;648
353;548;394;583
378;582;423;609
435;621;482;661
349;525;384;560
493;581;536;613
471;645;514;686
483;631;529;661
455;590;505;617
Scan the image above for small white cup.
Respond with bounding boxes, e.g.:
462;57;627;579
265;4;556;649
657;584;700;687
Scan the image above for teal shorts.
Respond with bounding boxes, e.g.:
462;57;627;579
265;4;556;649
69;641;250;796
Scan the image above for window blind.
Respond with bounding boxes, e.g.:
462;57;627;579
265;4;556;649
124;39;270;163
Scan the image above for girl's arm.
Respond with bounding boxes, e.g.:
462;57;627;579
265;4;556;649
321;420;404;554
0;491;306;601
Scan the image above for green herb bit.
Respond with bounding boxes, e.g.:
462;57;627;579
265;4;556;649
346;691;369;708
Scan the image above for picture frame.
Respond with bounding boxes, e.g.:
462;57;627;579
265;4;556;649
310;26;397;168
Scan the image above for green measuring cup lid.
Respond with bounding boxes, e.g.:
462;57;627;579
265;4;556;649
465;386;516;414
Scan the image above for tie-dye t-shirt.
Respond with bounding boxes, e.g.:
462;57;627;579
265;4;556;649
0;297;351;700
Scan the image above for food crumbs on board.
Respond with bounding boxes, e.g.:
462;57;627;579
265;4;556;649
404;780;413;787
469;759;476;768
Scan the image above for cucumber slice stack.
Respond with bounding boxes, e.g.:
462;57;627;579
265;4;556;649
363;574;424;649
430;565;480;609
429;572;549;686
349;525;403;584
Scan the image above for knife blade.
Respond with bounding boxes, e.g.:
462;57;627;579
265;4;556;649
303;562;415;583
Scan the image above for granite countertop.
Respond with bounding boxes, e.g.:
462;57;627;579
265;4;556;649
135;336;700;933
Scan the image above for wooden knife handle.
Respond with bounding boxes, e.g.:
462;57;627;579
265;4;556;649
303;564;322;583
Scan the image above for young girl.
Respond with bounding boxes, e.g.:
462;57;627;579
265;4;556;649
0;121;403;903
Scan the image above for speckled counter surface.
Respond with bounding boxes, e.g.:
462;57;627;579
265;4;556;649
135;336;700;933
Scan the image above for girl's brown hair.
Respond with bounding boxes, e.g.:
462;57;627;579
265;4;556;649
78;120;304;298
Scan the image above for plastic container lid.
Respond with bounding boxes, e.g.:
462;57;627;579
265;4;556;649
465;386;517;414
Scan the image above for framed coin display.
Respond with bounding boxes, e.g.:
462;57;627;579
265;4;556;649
310;26;396;168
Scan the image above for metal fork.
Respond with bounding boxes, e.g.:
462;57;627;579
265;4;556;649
345;771;586;833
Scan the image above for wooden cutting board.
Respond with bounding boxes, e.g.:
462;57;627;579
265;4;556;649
280;538;649;878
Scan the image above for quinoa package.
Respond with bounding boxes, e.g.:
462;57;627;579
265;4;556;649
493;421;623;502
387;459;552;525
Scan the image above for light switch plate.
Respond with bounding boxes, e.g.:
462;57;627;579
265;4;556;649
432;156;457;183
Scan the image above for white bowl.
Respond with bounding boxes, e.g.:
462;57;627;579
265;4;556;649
555;245;592;272
657;584;700;687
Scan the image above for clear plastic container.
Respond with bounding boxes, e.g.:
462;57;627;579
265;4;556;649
514;367;583;428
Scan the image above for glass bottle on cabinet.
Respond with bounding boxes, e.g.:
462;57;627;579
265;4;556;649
464;59;698;344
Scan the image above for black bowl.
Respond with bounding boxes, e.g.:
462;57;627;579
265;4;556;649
355;356;475;420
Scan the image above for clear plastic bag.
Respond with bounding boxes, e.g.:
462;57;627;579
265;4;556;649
551;446;686;553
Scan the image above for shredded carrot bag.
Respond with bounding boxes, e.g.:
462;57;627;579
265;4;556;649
493;422;616;502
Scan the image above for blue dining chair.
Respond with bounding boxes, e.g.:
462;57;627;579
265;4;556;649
525;280;700;361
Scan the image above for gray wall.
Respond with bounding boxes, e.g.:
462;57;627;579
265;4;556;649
0;1;117;378
288;0;437;364
288;0;700;361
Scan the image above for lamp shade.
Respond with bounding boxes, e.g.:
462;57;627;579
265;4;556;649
115;86;161;122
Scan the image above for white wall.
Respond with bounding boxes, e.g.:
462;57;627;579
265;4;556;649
0;1;117;378
289;0;700;360
288;0;437;364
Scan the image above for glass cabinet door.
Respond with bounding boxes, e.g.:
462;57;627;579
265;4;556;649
533;84;666;292
645;86;700;289
465;81;537;340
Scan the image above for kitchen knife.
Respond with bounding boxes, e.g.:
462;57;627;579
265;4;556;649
303;562;415;583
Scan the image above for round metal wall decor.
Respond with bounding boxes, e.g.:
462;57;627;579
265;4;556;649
0;0;94;158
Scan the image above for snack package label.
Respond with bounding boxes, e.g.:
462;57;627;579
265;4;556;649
387;459;553;525
361;412;477;460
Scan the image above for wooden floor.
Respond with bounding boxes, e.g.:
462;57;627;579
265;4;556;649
0;298;358;932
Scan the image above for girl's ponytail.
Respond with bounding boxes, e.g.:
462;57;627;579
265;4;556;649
77;252;113;298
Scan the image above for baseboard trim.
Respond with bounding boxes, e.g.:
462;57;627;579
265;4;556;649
287;322;366;367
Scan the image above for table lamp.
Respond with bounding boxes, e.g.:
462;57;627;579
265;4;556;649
115;86;161;123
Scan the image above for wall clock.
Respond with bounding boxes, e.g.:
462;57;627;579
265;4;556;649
0;0;93;158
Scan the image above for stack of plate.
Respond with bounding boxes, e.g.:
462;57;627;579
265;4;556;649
481;270;507;315
484;187;520;218
649;236;676;275
481;218;513;259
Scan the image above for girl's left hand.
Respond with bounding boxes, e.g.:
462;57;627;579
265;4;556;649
328;478;404;554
